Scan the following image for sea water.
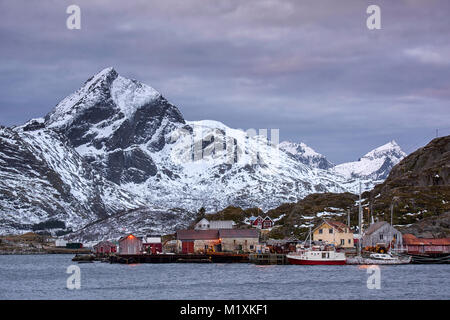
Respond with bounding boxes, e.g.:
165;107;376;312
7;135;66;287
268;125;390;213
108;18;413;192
0;254;448;300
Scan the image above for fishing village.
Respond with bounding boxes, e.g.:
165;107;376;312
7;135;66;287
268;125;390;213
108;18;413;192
4;208;447;266
78;215;450;265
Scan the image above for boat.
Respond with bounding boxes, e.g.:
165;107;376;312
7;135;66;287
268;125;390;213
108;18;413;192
346;252;411;265
287;246;347;265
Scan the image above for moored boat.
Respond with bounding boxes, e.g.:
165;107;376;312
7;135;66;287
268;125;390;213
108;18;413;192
346;252;411;265
287;246;347;265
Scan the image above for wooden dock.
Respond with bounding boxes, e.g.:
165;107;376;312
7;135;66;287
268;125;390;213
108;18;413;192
109;253;250;264
249;253;288;265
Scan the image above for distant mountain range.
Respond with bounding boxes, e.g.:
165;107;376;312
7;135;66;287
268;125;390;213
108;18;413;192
0;67;407;238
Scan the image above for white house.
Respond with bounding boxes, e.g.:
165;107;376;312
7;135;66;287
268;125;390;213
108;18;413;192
194;218;235;230
55;239;67;247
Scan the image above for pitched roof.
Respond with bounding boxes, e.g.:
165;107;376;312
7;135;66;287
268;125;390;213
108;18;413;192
364;221;389;235
325;220;348;232
314;219;348;233
209;220;235;229
94;240;116;248
403;234;450;245
177;229;219;240
118;234;143;242
219;229;259;238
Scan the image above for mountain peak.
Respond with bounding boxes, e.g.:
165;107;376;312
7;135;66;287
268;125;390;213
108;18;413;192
363;140;406;159
45;67;163;129
279;140;334;169
334;140;407;181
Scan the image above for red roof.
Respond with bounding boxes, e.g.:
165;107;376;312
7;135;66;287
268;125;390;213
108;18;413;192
177;230;219;241
403;234;450;246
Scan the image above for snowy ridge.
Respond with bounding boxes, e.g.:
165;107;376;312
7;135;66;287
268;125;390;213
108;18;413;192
333;141;406;182
279;141;334;170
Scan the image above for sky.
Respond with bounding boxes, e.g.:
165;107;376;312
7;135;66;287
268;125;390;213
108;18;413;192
0;0;449;163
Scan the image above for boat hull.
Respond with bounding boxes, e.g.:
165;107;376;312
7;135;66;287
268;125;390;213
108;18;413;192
346;256;411;265
287;257;346;265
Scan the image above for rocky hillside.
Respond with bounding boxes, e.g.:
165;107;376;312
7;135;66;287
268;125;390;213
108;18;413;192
366;136;450;237
203;136;450;239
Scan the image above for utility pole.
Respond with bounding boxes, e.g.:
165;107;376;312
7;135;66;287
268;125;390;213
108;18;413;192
347;209;350;227
390;202;394;227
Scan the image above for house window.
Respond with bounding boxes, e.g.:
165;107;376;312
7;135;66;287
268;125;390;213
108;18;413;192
340;239;345;245
348;239;351;244
319;229;323;234
379;234;384;240
329;229;333;234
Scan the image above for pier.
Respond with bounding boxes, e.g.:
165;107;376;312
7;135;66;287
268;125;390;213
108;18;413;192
249;253;288;265
109;252;250;264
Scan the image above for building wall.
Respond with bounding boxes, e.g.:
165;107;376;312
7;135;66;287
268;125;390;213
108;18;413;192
193;239;221;253
361;224;403;248
313;224;354;248
221;237;259;253
119;237;143;254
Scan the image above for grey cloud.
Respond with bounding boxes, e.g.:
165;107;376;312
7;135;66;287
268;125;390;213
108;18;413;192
0;0;449;163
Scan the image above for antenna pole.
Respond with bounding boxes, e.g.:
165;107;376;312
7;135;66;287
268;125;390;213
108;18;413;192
347;209;350;227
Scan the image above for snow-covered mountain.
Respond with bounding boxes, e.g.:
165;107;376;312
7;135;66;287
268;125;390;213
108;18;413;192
333;141;407;183
279;141;334;170
0;67;406;239
0;123;145;234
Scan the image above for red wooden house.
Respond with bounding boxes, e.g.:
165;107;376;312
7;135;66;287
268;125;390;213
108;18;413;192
262;216;274;229
403;234;450;255
93;240;117;254
143;235;162;254
252;216;263;228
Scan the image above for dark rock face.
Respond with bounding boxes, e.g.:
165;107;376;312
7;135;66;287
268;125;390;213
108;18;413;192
401;212;450;238
106;148;157;184
380;136;450;190
104;97;184;152
365;135;450;237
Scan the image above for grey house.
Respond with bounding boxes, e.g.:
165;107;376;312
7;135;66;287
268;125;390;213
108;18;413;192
361;221;403;248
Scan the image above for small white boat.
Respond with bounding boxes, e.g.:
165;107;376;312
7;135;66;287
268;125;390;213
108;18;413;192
346;252;411;265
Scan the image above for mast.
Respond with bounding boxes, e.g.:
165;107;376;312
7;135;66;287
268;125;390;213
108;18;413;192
358;181;362;257
309;225;312;248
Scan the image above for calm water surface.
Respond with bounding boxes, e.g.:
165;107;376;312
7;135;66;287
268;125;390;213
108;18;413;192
0;254;449;300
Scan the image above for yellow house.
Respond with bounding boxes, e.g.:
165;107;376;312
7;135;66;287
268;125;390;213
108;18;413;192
312;220;354;248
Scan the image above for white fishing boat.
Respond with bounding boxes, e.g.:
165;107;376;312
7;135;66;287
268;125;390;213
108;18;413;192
287;246;347;265
286;226;346;265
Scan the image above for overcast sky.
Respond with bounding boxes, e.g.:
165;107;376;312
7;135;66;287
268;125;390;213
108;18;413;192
0;0;449;163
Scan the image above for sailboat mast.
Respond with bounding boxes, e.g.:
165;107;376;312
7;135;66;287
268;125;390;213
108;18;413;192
309;226;312;248
358;181;362;256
